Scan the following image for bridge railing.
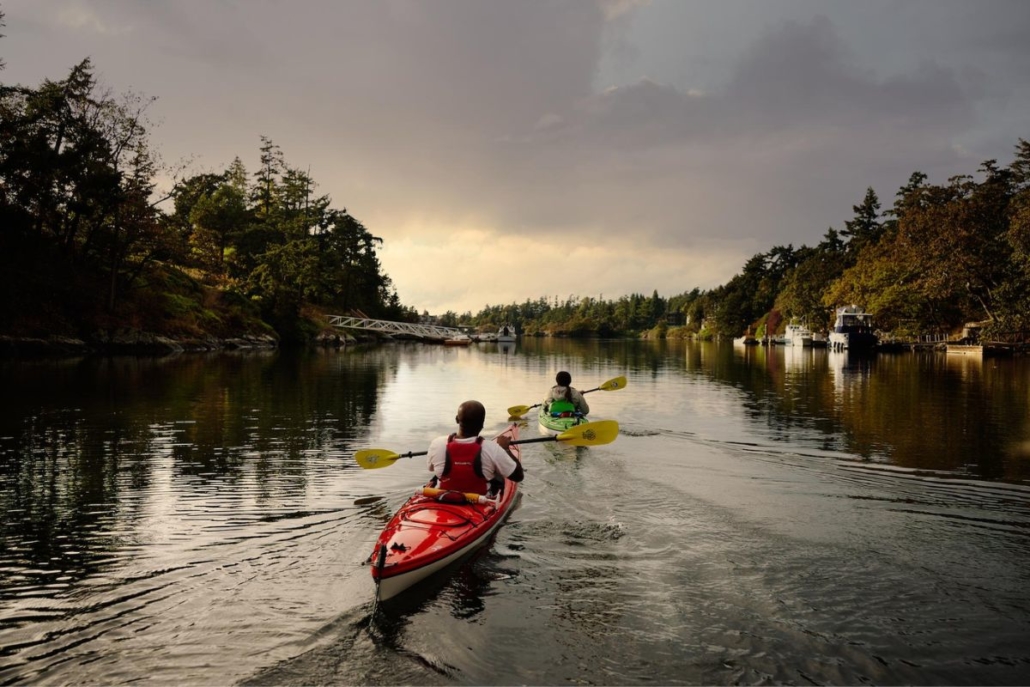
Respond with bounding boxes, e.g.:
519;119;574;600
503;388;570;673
327;315;465;340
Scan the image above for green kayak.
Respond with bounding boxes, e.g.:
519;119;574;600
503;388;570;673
538;400;588;434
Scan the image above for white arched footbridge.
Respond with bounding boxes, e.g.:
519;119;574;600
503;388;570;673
327;315;467;341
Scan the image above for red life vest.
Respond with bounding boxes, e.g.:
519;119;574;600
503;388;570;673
439;435;488;494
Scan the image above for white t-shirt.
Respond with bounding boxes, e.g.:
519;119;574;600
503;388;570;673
427;435;519;481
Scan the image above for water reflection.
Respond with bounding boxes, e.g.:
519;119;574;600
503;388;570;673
3;341;1030;685
944;349;984;380
0;350;385;611
512;338;1030;483
827;349;876;400
781;344;812;374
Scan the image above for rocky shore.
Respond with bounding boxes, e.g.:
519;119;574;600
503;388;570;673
0;329;280;358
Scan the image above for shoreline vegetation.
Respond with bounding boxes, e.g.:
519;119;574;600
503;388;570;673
0;39;414;358
2;14;1028;358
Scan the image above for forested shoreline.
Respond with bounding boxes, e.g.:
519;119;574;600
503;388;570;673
1;10;415;355
2;9;1028;354
443;143;1030;344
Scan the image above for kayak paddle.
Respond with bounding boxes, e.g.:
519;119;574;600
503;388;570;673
507;375;627;418
354;420;620;470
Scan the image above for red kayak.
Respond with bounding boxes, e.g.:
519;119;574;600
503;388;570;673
370;423;522;601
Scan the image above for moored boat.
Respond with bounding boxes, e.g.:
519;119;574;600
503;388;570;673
785;321;813;347
496;324;517;343
828;305;878;351
369;423;521;601
443;333;473;346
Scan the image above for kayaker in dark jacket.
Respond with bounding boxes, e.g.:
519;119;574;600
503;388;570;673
427;400;524;494
544;371;590;415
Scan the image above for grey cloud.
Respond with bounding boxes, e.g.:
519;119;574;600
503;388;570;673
68;0;270;69
369;7;1018;266
723;16;972;132
283;1;608;137
475;14;981;251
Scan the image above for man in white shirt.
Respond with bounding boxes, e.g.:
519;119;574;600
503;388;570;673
427;401;524;494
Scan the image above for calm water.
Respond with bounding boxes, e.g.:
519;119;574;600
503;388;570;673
1;340;1029;685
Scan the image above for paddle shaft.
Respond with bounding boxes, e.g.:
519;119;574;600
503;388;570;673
523;385;601;411
355;420;619;469
386;432;574;460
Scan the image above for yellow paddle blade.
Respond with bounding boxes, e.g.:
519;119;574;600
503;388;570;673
354;449;401;470
507;403;535;418
555;420;620;446
598;375;627;392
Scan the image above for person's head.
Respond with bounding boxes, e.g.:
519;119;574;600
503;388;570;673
555;371;572;387
455;400;486;436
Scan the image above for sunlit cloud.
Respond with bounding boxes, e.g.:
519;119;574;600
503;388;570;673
379;219;751;315
56;1;131;35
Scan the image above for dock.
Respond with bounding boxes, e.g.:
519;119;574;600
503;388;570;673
946;342;1026;357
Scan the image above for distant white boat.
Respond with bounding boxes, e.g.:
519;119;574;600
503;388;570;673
497;323;517;343
785;322;813;347
443;333;473;346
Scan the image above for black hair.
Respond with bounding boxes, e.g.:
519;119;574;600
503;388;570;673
456;400;486;435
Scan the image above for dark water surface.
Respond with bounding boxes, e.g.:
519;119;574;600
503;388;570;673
2;340;1029;685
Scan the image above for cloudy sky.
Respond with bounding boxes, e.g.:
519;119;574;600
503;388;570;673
3;1;1029;315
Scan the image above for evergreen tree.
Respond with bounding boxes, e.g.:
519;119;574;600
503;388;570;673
842;187;883;258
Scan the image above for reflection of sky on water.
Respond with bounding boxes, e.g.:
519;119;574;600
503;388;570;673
368;343;625;451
